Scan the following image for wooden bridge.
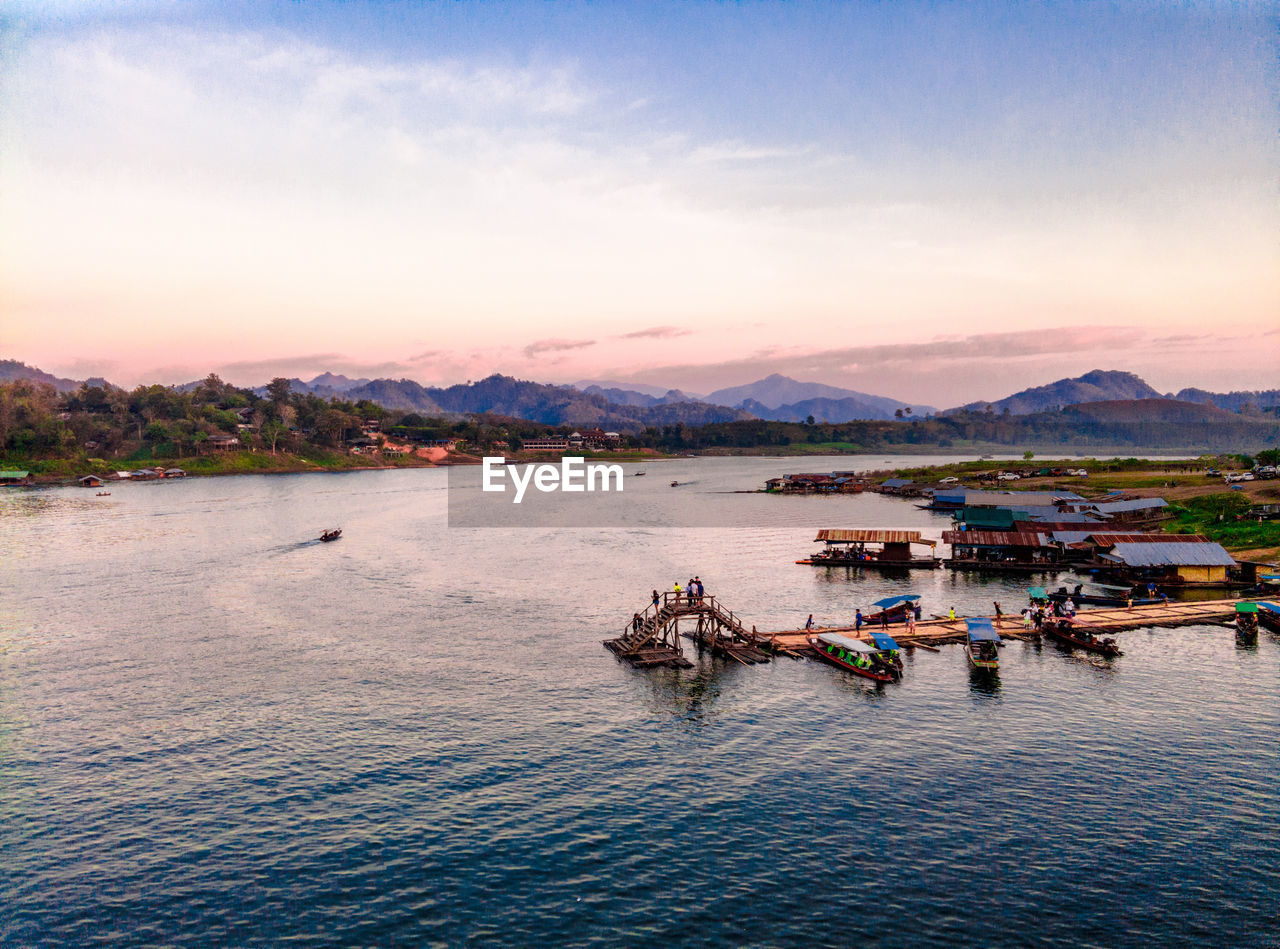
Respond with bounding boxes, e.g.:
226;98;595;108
604;591;772;668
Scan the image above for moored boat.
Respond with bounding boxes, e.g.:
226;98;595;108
1256;602;1280;633
808;631;900;682
320;528;342;542
965;618;1001;671
1043;618;1122;656
863;594;922;627
868;630;904;673
1235;603;1259;643
1048;584;1161;607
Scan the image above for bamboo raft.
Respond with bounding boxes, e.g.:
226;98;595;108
760;597;1261;653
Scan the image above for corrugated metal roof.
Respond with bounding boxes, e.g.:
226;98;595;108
881;478;913;487
816;529;935;546
1077;498;1169;513
944;530;1053;547
1105;542;1236;567
958;490;1084;507
1085;533;1208;546
1019;507;1106;523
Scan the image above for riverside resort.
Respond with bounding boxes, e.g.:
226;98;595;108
2;3;1277;948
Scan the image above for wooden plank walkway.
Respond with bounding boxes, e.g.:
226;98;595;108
761;596;1258;652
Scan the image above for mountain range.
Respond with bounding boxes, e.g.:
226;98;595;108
4;359;1277;429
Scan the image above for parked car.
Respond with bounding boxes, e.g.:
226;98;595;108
938;476;960;484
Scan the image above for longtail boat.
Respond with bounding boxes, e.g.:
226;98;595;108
808;632;900;683
1048;585;1161;608
1044;619;1122;657
863;594;921;627
1235;603;1259;644
320;528;342;542
868;630;904;673
965;618;1001;671
1257;603;1280;634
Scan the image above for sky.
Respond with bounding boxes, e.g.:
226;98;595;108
1;1;1277;405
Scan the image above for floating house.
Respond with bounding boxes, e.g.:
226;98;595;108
800;529;940;568
942;530;1066;571
765;473;866;494
77;474;104;487
0;469;32;486
1091;539;1239;588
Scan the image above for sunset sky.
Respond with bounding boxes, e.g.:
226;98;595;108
2;1;1277;404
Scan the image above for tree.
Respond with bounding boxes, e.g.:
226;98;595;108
806;414;816;426
1023;450;1035;460
894;408;904;419
266;377;292;411
262;420;287;455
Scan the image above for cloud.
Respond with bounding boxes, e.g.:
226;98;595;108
617;326;691;340
522;338;597;358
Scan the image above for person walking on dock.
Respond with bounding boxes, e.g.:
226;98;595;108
993;602;1004;628
906;610;916;635
855;609;864;631
881;610;889;630
948;606;956;621
805;614;814;630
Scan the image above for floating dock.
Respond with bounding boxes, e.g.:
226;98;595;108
760;597;1258;653
608;594;1265;668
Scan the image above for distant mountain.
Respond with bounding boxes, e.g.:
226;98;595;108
0;359;80;392
950;370;1161;415
573;379;706;401
1060;398;1237;425
705;373;932;420
745;395;929;424
342;374;750;432
579;384;708;408
1173;387;1280;413
308;372;370;391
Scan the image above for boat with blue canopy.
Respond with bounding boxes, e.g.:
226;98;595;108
868;630;903;672
864;594;922;627
808;631;900;682
965;618;1001;670
1256;602;1280;633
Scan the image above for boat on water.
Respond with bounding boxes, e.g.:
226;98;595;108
808;631;900;682
1256;602;1280;633
670;481;680;487
1235;603;1259;643
863;594;922;627
1047;584;1162;608
633;471;646;477
868;630;904;673
964;618;1001;671
1043;618;1122;657
320;528;342;542
96;491;111;496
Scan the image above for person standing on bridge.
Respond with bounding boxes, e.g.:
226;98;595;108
652;589;660;609
674;581;682;603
